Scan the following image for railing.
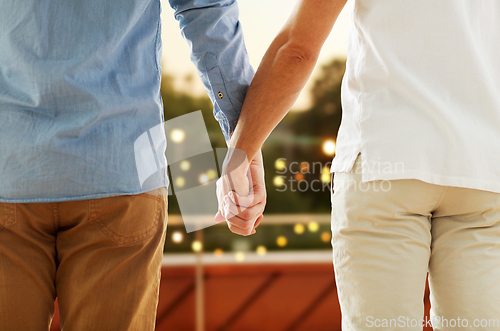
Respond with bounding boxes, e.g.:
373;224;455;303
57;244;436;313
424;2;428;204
164;214;332;331
49;214;433;330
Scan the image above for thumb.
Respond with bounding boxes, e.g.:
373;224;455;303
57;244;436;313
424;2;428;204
231;174;250;197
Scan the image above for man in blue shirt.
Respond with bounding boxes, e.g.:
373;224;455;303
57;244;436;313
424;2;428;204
0;0;262;329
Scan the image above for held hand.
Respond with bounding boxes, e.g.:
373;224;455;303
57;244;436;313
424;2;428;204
215;150;267;236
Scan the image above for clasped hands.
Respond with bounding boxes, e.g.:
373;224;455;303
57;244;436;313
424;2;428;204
215;149;266;236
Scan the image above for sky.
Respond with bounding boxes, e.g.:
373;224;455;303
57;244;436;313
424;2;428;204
160;0;353;110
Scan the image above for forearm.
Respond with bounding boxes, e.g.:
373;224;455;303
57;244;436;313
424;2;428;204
229;0;347;162
229;37;319;161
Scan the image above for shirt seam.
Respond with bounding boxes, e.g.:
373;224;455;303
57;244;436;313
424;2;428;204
204;52;238;124
153;0;162;78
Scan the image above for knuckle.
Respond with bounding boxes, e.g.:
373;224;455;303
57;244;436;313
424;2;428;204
241;221;253;230
239;209;252;219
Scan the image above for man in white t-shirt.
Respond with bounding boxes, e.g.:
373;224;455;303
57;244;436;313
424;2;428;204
216;0;500;330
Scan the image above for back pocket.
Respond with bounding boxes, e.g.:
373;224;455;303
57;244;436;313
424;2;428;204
90;194;161;246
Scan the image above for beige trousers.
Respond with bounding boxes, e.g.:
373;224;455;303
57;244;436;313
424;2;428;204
0;192;167;331
332;154;500;330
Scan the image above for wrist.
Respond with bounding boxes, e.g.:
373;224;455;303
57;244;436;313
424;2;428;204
223;144;250;177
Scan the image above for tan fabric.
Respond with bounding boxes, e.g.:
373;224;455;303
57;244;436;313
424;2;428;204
332;154;500;330
0;192;168;331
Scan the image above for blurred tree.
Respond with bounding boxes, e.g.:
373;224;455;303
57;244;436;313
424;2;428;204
161;73;227;214
162;58;346;215
161;59;346;252
161;73;226;147
286;58;345;137
261;58;346;214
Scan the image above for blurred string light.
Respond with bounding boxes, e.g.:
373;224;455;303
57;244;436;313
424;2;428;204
191;240;203;252
235;252;245;262
172;231;184;244
294;223;305;235
322;139;336;156
180;160;191;172
206;169;217;181
214;248;223;257
321;231;332;243
294;173;305;181
198;173;209;184
170;129;185;143
256;245;267;256
274;159;286;172
175;177;185;188
308;221;320;233
273;176;285;187
276;236;288;247
321;167;331;184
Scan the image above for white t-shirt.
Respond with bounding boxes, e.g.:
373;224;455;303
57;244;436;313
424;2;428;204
332;0;500;194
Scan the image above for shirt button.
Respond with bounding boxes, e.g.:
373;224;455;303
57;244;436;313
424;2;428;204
218;92;224;99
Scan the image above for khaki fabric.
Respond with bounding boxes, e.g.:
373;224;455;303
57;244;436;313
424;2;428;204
332;154;500;330
0;192;168;331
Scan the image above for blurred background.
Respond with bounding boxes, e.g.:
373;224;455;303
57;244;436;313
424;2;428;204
155;1;354;329
48;0;431;330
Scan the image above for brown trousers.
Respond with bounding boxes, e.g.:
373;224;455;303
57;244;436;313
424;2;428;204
0;192;168;330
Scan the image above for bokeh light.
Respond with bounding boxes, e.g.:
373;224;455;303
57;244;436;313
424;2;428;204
235;252;245;262
180;160;191;171
273;176;285;187
191;240;203;252
294;223;305;235
321;231;332;243
214;248;223;257
199;173;209;184
276;236;288;247
175;177;185;188
308;221;320;233
206;169;217;181
295;173;305;181
256;245;267;256
172;231;184;244
322;139;336;156
170;129;185;143
321;167;331;184
274;159;287;172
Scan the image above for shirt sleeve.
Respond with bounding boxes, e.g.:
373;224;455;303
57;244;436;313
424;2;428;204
168;0;255;142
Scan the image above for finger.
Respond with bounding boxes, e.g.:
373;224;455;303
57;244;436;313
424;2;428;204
227;221;256;236
252;215;264;230
224;200;264;223
223;201;264;221
215;211;225;224
225;209;261;230
228;191;260;208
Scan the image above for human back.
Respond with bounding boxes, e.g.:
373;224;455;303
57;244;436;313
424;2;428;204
0;0;165;202
333;0;500;193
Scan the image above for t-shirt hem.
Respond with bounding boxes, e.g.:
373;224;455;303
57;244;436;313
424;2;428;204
361;170;500;195
0;185;169;203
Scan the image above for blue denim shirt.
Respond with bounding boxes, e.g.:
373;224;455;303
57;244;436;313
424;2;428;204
0;0;253;202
